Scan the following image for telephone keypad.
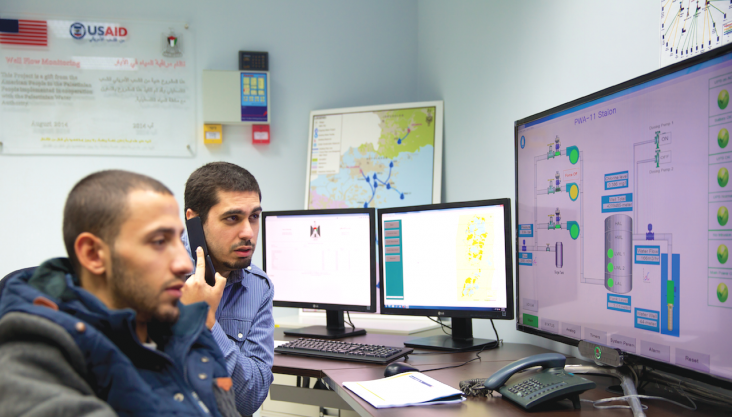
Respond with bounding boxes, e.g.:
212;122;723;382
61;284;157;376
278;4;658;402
507;377;570;399
496;367;596;409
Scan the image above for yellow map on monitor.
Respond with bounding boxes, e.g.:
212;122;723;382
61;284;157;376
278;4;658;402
457;214;497;301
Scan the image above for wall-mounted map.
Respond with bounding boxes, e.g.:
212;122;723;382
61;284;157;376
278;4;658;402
305;101;443;209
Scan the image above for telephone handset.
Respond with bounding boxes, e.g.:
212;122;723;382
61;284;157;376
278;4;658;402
484;353;596;410
186;216;217;287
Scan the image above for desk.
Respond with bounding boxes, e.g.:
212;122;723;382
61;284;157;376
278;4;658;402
266;324;444;417
268;328;555;417
324;361;727;416
272;331;554;378
262;324;444;417
267;332;727;417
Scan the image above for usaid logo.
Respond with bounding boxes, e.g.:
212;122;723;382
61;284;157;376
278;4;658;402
69;22;86;39
69;22;128;40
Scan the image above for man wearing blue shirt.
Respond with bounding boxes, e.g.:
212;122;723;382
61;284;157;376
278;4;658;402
180;162;274;417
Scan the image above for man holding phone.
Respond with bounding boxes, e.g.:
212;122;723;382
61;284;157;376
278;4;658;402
180;162;274;417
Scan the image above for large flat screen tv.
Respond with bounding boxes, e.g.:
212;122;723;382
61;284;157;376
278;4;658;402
515;44;732;387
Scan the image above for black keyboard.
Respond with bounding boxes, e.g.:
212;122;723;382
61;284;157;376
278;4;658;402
275;338;413;364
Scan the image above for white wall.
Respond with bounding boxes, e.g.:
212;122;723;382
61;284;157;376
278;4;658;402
2;1;667;347
416;0;659;351
0;0;420;289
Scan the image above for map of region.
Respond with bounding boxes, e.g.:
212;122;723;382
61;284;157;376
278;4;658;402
308;106;437;209
456;214;496;301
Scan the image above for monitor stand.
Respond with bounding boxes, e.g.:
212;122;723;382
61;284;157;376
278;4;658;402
283;310;366;339
404;318;496;352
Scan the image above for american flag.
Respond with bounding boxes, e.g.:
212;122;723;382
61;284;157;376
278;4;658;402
0;19;47;47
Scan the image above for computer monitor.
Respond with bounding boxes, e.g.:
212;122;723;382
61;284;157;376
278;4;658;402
515;44;732;388
378;199;514;352
262;208;376;339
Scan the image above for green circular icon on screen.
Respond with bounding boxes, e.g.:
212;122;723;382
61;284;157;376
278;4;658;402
719;206;729;226
607;278;615;288
569;148;579;165
719;167;730;188
720;90;730;110
607;263;614;273
720;129;730;149
569;223;580;240
718;244;729;265
594;346;602;360
607;248;614;259
719;283;729;303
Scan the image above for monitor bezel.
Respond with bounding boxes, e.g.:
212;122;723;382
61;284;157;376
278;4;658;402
514;43;732;390
262;207;377;313
378;198;515;320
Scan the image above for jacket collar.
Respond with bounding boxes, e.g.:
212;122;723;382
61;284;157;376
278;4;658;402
11;258;208;363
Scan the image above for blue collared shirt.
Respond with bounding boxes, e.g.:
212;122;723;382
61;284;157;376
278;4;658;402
183;234;274;416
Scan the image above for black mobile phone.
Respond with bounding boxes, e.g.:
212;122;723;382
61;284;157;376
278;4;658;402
186;216;216;286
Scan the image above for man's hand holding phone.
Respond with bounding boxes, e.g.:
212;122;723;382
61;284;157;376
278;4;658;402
181;247;226;329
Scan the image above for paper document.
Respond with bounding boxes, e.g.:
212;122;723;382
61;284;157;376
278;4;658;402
343;372;464;409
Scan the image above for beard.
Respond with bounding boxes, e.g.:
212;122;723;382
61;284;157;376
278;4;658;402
215;239;255;272
109;249;181;324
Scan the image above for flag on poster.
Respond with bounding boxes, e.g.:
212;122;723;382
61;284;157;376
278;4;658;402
0;19;47;46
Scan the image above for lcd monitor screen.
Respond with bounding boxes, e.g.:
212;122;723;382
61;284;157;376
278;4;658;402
263;210;374;310
380;200;512;317
516;47;732;382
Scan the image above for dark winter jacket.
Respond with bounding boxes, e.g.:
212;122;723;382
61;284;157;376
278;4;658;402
0;258;240;417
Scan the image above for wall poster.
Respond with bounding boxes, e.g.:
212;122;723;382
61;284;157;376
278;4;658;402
0;18;196;156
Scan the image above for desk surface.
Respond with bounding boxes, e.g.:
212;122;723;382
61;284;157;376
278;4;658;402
272;330;557;378
271;333;727;416
324;361;727;416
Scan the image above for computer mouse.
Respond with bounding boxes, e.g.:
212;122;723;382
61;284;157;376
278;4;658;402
384;361;419;378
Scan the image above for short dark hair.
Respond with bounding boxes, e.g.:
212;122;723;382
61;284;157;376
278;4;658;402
184;162;261;225
63;170;173;272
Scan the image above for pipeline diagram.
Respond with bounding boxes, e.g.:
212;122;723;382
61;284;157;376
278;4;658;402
519;132;680;337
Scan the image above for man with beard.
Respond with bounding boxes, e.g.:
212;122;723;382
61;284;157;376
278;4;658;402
181;162;273;417
0;170;238;417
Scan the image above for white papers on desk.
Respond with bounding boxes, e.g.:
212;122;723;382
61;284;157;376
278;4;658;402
343;372;464;409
